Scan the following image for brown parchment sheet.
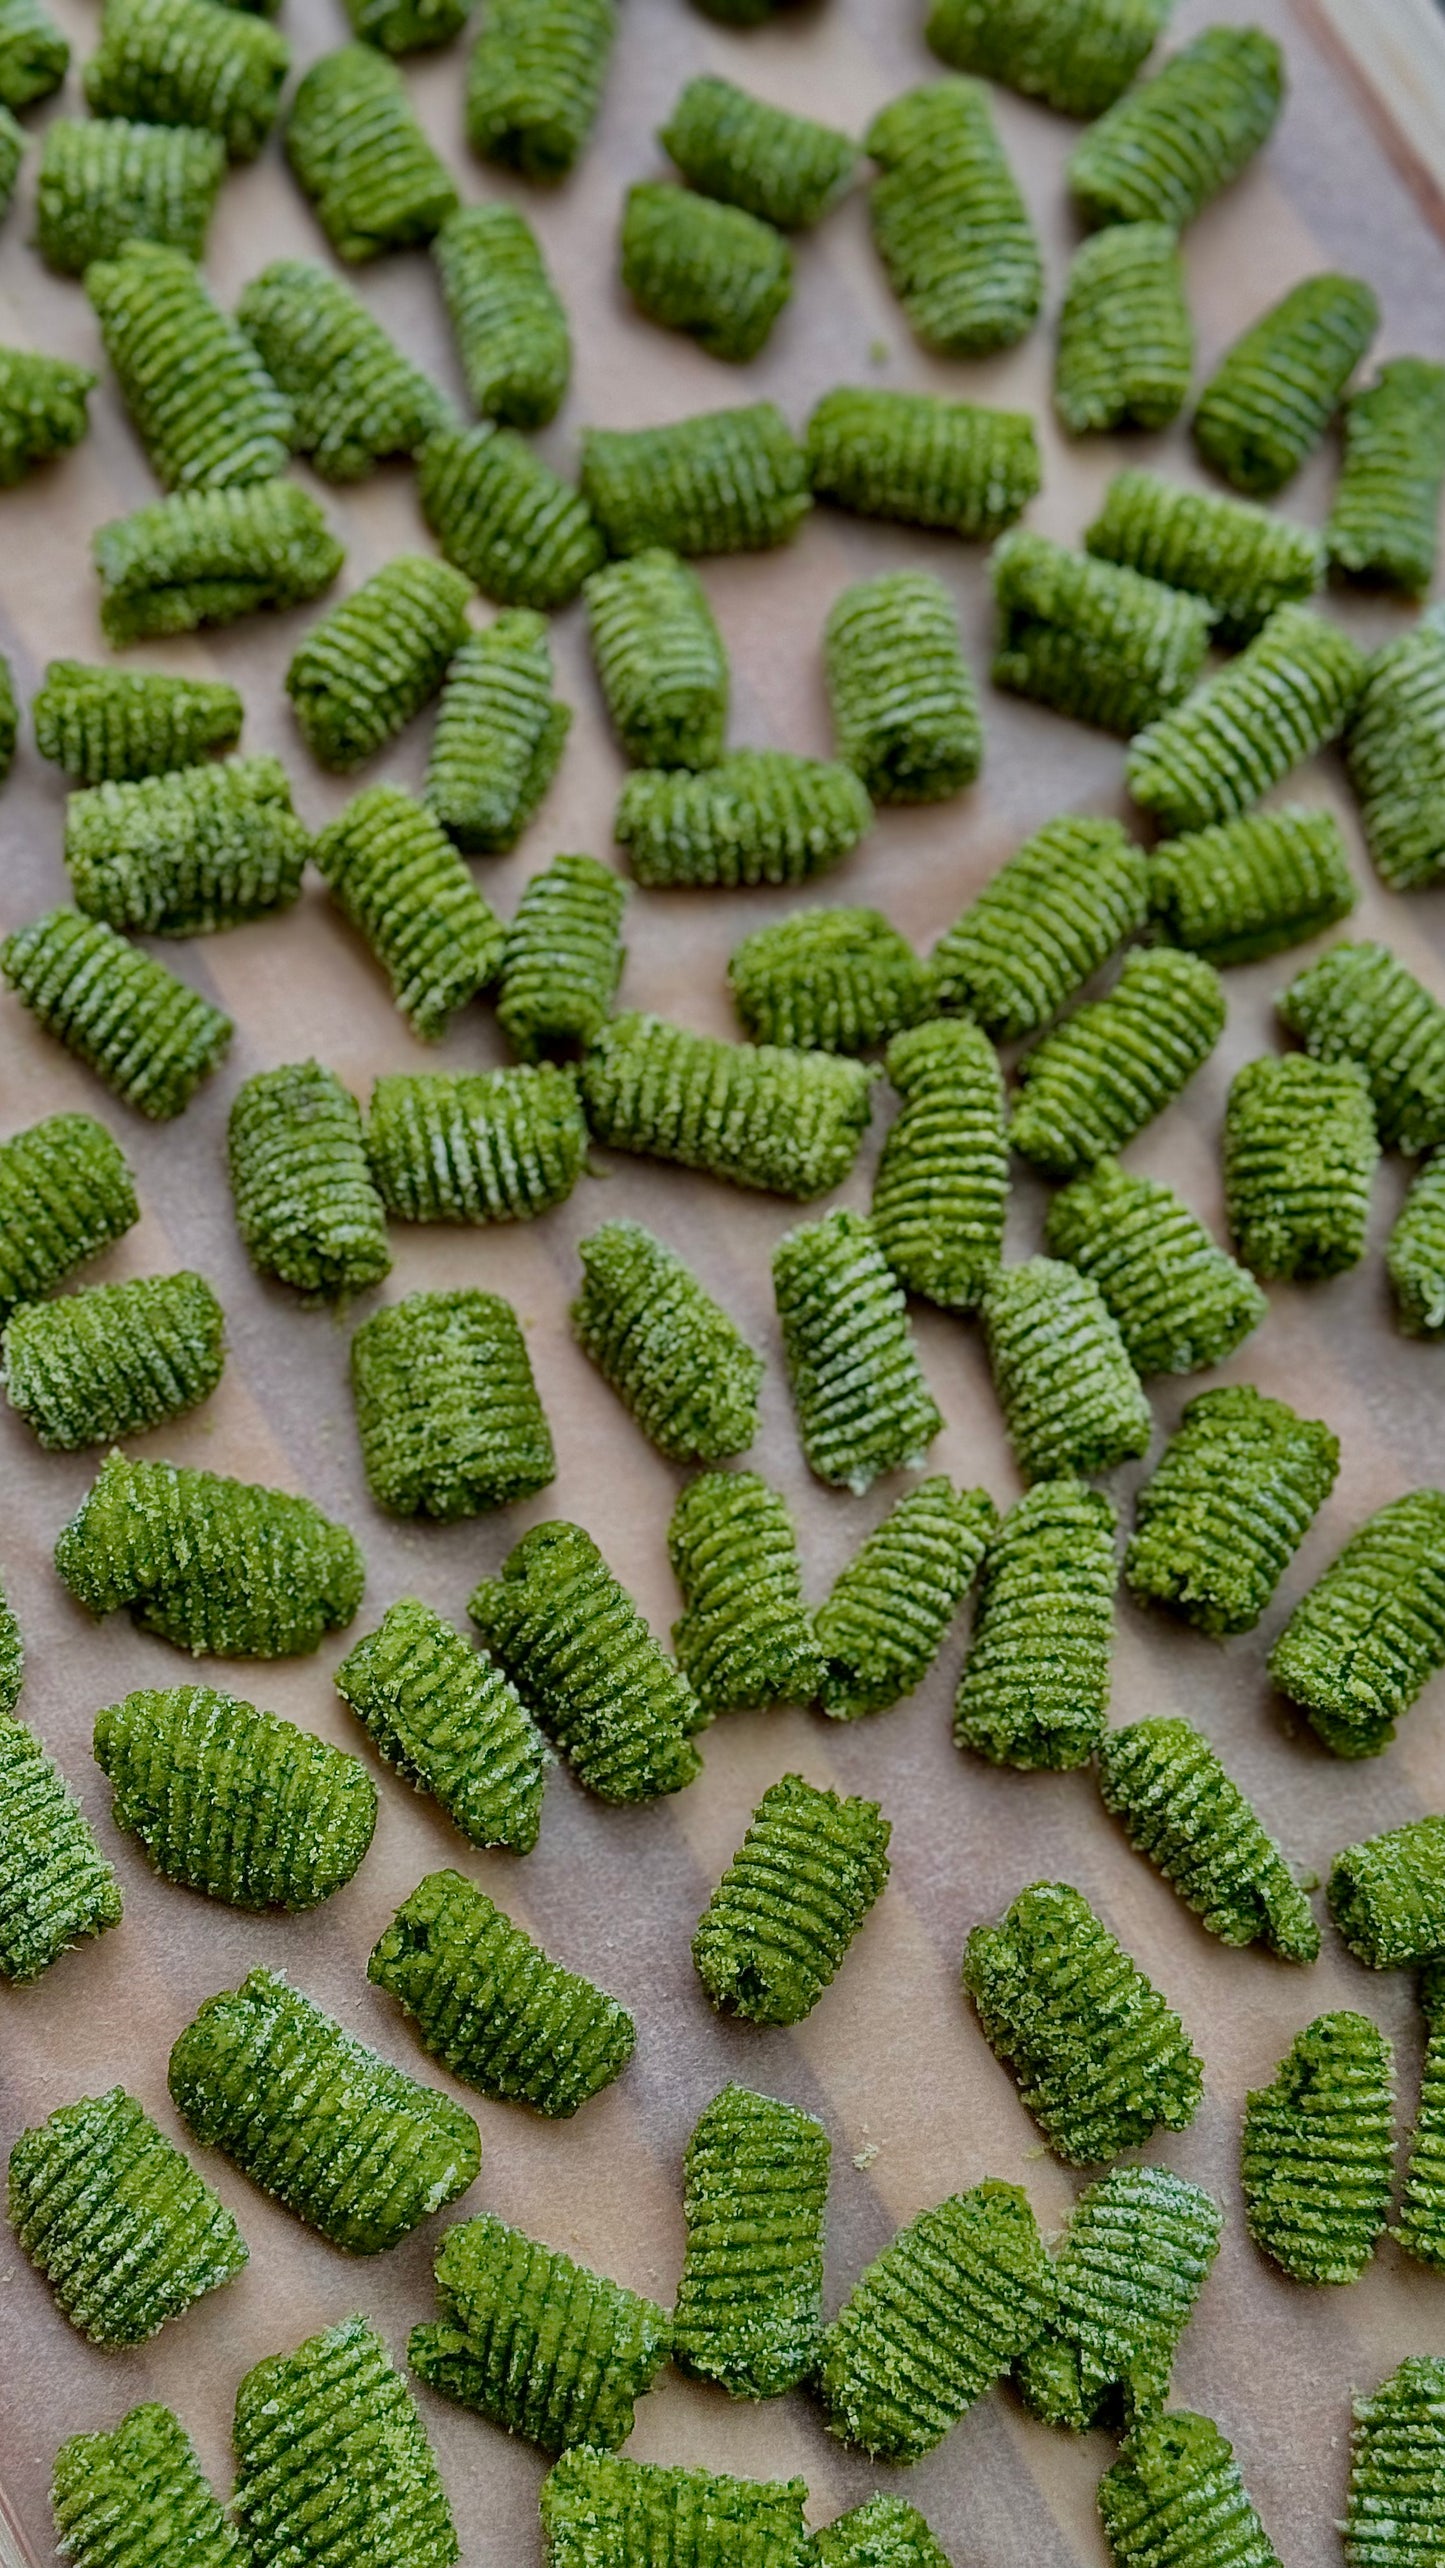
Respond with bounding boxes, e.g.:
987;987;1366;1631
0;0;1443;2557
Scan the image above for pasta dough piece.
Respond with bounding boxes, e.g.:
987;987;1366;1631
313;786;505;1037
1241;2012;1394;2283
54;1450;365;1657
774;1208;942;1491
345;0;465;55
931;813;1147;1036
621;183;791;364
1398;1966;1445;2270
668;1470;821;1714
287;555;470;771
466;0;615;181
1127;604;1367;833
287;45;457;260
8;2087;246;2343
234;2314;458;2568
411;2211;669;2451
0;1713;122;1982
672;2085;829;2398
1329;357;1445;595
1388;1152;1445;1335
1;907;232;1117
992;530;1213;735
84;0;289;160
584;550;727;770
1097;2411;1284;2568
0;345;94;485
660;75;856;230
1046;1157;1264;1378
0;102;17;221
93;477;343;643
420;418;603;608
1054;224;1191;435
1097;1716;1319;1959
1015;2164;1221;2436
616;749;872;889
1195;273;1380;499
228;1060;390;1299
871;1017;1007;1309
0;1583;20;1714
925;0;1173;118
540;2451;811;2568
236;258;447;481
1342;2357;1445;2568
34;659;241;784
963;1881;1204;2164
35;115;226;273
581;402;810;556
498;853;623;1060
1009;946;1226;1176
0;1111;138;1321
170;1971;479;2251
1126;1384;1339;1635
693;1772;890;2025
337;1599;545;1852
571;1219;762;1463
1085;467;1325;643
1068;26;1285;230
1223;1052;1378;1280
1279;938;1445;1155
88;241;291;490
350;1286;555;1518
368;1867;634;2110
806;383;1040;537
866;79;1042;355
52;2404;244;2568
825;570;982;801
433;203;569;428
817;1479;995;1721
425;613;570;856
581;1011;873;1198
1147;805;1355;966
0;0;65;108
817;2182;1054;2460
1348;611;1445;891
954;1480;1115;1771
731;907;930;1056
470;1520;706;1803
95;1683;375;1907
815;2499;953;2568
4;1271;224;1448
65;753;308;934
366;1063;588;1222
982;1257;1151;1482
1328;1816;1445;1970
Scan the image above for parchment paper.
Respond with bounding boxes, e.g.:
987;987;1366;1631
0;0;1442;2558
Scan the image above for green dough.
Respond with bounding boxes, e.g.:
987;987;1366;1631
1278;938;1445;1155
4;1271;224;1448
584;549;727;769
1097;1716;1320;1959
1127;604;1367;834
1125;1384;1339;1635
35;116;226;274
926;0;1172;118
52;2404;243;2568
0;1111;138;1321
64;753;308;934
35;659;242;783
1069;27;1285;229
773;1207;942;1491
693;1771;890;2025
817;1478;995;1721
1194;273;1378;497
1223;1053;1378;1281
1147;806;1356;967
227;1059;390;1299
580;1011;874;1199
2;907;233;1117
660;74;856;230
286;44;456;259
93;478;343;644
730;906;932;1055
580;402;810;558
234;2314;458;2568
982;1256;1151;1481
84;0;289;161
336;1598;546;1852
866;79;1042;355
825;569;983;802
954;1480;1116;1771
313;786;505;1037
350;1287;555;1518
420;418;602;607
287;555;470;771
992;530;1213;735
1330;358;1445;595
0;1713;121;1982
1328;1815;1445;1970
1241;2012;1394;2283
1085;467;1325;644
367;1063;588;1222
616;749;872;890
1268;1489;1445;1757
621;182;792;364
540;2450;811;2568
498;853;623;1061
931;813;1148;1037
668;1469;821;1713
1045;1155;1265;1376
465;0;616;181
806;384;1040;537
1016;2164;1222;2435
672;2084;829;2399
1342;2356;1445;2568
236;257;446;480
1097;2410;1284;2568
87;240;292;491
1009;946;1226;1176
434;203;570;427
425;613;571;855
571;1219;762;1463
1055;223;1191;436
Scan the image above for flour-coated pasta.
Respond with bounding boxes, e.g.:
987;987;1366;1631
433;202;570;428
866;79;1042;355
774;1207;942;1491
287;44;457;259
466;0;615;181
817;2183;1054;2460
368;1867;634;2109
571;1219;762;1463
870;1017;1007;1310
88;240;290;490
1328;1815;1445;1970
806;384;1040;537
84;0;289;159
366;1063;587;1222
982;1257;1151;1481
1097;2411;1284;2568
1398;1969;1445;2271
35;115;225;273
1085;467;1325;643
1055;224;1191;435
581;402;810;557
233;2314;458;2568
540;2452;811;2568
693;1771;891;2025
227;1060;389;1300
313;786;505;1037
621;182;792;364
337;1600;546;1852
1068;26;1285;230
236;257;447;481
953;1480;1115;1770
1348;611;1445;891
1193;273;1377;496
581;1010;874;1197
344;0;465;56
731;907;930;1056
1127;605;1368;833
350;1287;555;1519
470;1519;706;1803
0;1111;138;1321
0;344;94;485
51;2405;244;2568
54;1449;365;1657
1388;1151;1445;1335
584;549;727;769
1342;2357;1445;2568
8;2087;246;2344
963;1880;1205;2164
420;417;603;608
660;74;856;230
668;1470;821;1714
35;660;242;784
0;1713;122;1983
815;2497;953;2568
93;477;343;643
65;753;307;934
1;907;232;1116
1148;805;1355;967
1241;2012;1394;2283
825;569;982;802
992;529;1213;734
1223;1052;1378;1280
425;614;569;857
673;2085;829;2399
1279;938;1445;1155
817;1479;995;1722
925;0;1173;118
1015;2164;1222;2437
1098;1716;1320;1959
0;0;65;107
1046;1157;1264;1378
287;556;471;772
1009;946;1226;1175
617;749;872;889
1328;357;1445;594
4;1271;225;1448
931;813;1147;1037
497;853;623;1062
94;1682;375;1907
1125;1384;1339;1635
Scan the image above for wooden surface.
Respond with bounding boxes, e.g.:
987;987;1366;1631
0;1;1443;2560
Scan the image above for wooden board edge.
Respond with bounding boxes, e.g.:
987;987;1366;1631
1293;0;1445;235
